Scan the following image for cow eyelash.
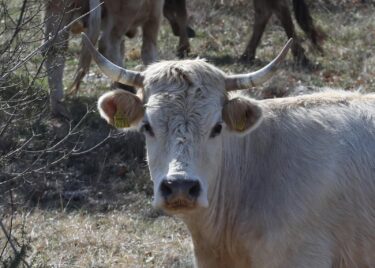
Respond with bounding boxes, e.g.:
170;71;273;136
141;122;154;137
210;123;222;138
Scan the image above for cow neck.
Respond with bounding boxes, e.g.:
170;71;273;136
181;133;258;256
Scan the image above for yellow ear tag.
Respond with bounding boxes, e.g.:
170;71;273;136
235;118;246;132
114;111;130;128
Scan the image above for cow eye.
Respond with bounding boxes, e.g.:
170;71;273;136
210;123;222;138
141;122;154;137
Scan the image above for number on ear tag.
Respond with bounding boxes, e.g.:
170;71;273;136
114;111;130;128
235;119;246;131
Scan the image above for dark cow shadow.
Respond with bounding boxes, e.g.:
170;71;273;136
241;57;322;72
191;51;322;74
204;54;237;66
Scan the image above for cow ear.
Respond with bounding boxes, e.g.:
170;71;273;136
98;89;144;128
222;96;263;134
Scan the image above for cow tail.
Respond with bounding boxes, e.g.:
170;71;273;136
292;0;325;50
69;0;102;94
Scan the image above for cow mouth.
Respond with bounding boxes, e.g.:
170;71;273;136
163;199;197;212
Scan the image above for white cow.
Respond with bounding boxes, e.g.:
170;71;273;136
84;34;375;268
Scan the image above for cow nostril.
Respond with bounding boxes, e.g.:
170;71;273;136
160;179;201;200
160;180;173;198
188;181;201;198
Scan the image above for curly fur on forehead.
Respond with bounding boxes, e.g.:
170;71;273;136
140;60;228;140
142;59;227;99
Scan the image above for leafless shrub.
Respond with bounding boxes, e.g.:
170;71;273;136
0;191;31;267
0;0;146;217
0;1;147;263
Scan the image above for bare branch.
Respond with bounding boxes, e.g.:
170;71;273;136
0;0;28;55
0;1;103;80
0;191;31;267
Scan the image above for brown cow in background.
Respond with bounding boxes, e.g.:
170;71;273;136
44;0;194;118
70;0;195;95
241;0;325;66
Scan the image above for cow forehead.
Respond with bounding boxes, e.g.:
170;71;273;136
141;60;228;131
142;59;227;99
145;88;223;138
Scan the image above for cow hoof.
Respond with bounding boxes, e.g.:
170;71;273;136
294;56;320;71
177;46;190;59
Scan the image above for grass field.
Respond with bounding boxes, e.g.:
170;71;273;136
1;1;375;267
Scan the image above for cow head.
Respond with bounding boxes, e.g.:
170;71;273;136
83;34;292;214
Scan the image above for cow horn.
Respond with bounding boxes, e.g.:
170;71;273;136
225;38;293;91
81;33;144;88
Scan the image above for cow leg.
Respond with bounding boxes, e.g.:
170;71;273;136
44;0;72;118
171;0;191;58
141;17;160;65
164;0;195;39
273;2;311;67
98;13;126;68
115;39;136;93
163;2;195;38
240;2;272;63
141;0;163;64
163;0;180;36
175;0;191;58
164;0;193;58
68;0;102;95
98;17;136;93
113;30;136;93
98;14;111;56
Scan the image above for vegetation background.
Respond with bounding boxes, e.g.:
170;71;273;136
1;0;374;267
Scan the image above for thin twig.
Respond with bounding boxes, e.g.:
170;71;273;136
0;191;31;267
0;0;28;55
0;2;103;80
72;129;113;156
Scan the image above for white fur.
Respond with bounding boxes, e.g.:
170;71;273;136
100;59;375;268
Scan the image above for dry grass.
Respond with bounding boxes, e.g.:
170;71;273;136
2;196;193;267
2;1;375;267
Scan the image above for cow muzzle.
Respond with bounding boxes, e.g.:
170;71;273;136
158;175;203;211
